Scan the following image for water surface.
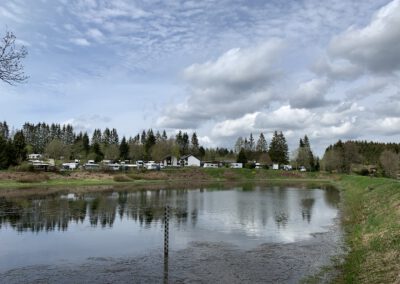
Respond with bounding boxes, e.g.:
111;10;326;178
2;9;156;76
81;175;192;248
0;184;342;283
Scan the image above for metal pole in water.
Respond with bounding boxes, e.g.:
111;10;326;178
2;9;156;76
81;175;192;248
164;205;169;257
164;205;169;283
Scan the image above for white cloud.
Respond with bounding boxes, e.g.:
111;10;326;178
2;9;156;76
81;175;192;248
70;37;91;46
157;39;284;128
290;78;335;109
255;106;314;130
328;0;400;74
87;28;104;41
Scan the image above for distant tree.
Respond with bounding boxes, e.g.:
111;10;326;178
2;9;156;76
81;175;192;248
0;121;9;139
191;132;199;155
0;136;9;168
140;130;146;145
145;129;156;158
249;133;255;151
151;138;175;162
234;137;244;154
237;148;247;164
110;128;119;144
295;135;315;170
269;131;289;164
162;130;168;140
45;139;69;160
0;31;28;85
119;136;129;160
104;144;119;160
13;130;26;163
102;128;111;146
256;133;267;153
128;141;145;162
90;142;104;162
198;146;206;159
91;129;102;145
258;152;272;166
380;150;399;178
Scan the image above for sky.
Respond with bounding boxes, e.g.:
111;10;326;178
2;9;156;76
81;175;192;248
0;0;399;156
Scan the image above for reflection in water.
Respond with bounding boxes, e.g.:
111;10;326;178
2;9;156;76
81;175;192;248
0;184;340;272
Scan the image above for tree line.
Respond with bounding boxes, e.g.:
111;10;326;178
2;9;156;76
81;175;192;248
321;140;400;178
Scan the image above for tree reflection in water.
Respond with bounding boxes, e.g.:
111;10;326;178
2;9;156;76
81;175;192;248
0;184;339;233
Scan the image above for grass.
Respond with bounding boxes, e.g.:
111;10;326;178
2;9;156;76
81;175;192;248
333;175;400;284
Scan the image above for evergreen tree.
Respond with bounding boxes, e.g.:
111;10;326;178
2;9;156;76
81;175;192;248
110;128;119;144
249;133;255;151
162;130;168;140
237;148;247;164
256;133;267;152
191;132;199;155
234;137;244;153
140;130;146;145
13;130;26;163
82;132;90;154
269;131;289;164
91;129;102;145
145;129;156;158
102;128;111;146
0;121;9;139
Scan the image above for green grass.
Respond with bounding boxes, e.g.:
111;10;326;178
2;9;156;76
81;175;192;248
334;175;400;283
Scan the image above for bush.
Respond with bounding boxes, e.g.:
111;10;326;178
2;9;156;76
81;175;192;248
113;175;132;182
11;162;34;172
17;174;50;183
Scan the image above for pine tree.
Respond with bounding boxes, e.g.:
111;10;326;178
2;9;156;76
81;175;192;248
0;121;9;139
191;132;199;155
269;131;289;164
140;130;146;145
102;128;111;146
91;129;102;145
110;128;119;144
119;136;129;160
13;130;26;163
256;133;267;152
237;148;247;164
249;133;255;151
234;137;244;153
162;130;168;140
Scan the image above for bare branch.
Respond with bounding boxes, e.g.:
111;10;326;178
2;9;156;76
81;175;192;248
0;31;28;85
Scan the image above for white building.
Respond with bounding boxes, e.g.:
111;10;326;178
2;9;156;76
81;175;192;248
62;162;78;170
180;155;201;167
230;163;243;169
28;153;42;160
161;155;179;167
272;163;279;170
203;162;219;168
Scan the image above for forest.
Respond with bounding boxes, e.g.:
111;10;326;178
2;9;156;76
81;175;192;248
0;121;399;178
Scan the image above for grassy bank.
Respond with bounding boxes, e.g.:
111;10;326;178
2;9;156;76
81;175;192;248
335;175;400;283
0;168;332;189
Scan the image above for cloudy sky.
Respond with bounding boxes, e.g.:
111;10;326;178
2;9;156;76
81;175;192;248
0;0;399;155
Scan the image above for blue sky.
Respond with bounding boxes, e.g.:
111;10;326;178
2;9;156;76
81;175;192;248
1;0;399;155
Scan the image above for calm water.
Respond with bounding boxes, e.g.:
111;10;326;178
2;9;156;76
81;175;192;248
0;184;341;281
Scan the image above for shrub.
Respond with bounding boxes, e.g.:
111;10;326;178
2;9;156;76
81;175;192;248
113;175;132;182
17;174;50;183
12;162;34;172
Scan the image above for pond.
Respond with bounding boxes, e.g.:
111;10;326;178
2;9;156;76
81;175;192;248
0;183;342;283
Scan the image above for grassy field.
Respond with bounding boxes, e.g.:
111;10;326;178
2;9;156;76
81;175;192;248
334;175;400;283
0;168;333;189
